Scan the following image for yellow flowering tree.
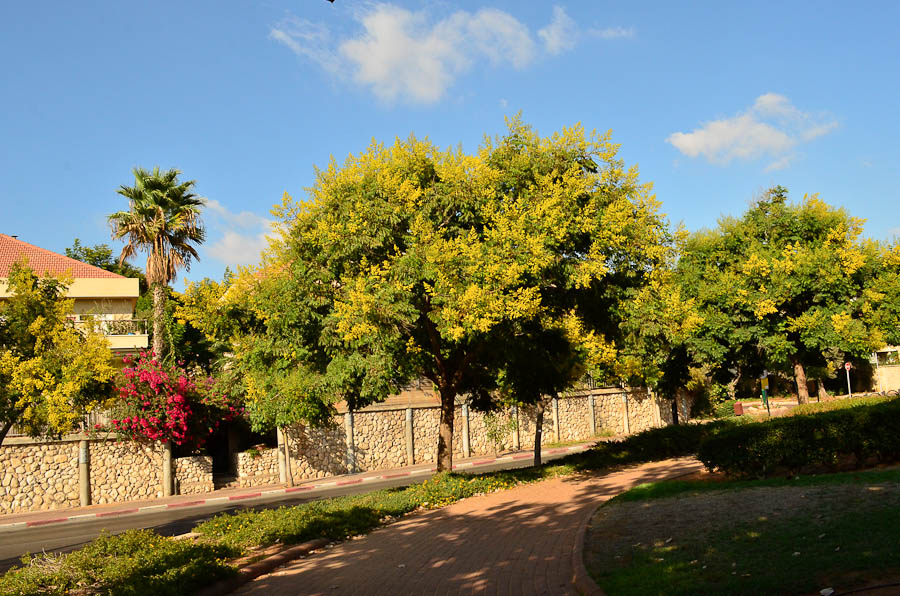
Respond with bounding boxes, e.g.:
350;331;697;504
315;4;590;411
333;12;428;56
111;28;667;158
678;187;884;404
236;118;673;471
0;262;116;445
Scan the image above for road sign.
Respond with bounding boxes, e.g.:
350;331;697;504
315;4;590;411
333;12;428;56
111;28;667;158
761;377;769;390
844;362;852;371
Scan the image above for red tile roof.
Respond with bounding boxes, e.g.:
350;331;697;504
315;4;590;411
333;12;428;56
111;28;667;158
0;234;124;279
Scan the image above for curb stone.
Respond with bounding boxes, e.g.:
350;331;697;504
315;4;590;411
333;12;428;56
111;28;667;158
195;538;330;596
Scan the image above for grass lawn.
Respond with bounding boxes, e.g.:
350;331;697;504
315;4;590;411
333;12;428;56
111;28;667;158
585;467;900;596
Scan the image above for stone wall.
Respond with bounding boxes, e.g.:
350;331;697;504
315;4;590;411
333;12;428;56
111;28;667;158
234;448;279;487
1;388;680;512
0;438;164;513
90;440;163;504
0;442;78;514
174;455;214;495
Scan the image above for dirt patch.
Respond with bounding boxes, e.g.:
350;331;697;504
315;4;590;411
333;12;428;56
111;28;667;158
585;481;900;595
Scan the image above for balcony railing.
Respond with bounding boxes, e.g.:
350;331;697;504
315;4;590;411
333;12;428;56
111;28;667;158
71;318;148;336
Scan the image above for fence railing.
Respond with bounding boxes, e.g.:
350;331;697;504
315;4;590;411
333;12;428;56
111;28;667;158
72;318;148;336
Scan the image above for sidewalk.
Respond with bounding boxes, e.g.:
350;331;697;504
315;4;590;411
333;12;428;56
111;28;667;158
0;442;596;531
235;457;705;596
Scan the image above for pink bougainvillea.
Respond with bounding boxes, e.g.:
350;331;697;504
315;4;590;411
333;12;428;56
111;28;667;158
103;352;242;449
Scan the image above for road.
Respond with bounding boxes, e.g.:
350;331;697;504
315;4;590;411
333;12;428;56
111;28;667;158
0;449;576;573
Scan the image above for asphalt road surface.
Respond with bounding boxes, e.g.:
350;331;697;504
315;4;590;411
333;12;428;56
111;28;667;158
0;450;574;573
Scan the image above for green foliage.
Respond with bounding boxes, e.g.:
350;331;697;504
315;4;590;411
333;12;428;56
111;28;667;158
230;118;675;473
0;529;236;596
713;399;737;419
566;422;731;472
66;238;146;288
678;187;888;400
697;397;900;477
789;394;893;416
0;262;116;444
481;411;517;454
109;166;206;358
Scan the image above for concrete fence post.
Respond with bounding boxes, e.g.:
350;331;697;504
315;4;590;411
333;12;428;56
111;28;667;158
651;390;662;427
622;391;631;435
345;410;356;473
276;427;287;484
405;407;415;465
462;404;471;458
511;405;520;450
552;397;561;443
588;394;596;436
162;441;173;497
78;440;91;507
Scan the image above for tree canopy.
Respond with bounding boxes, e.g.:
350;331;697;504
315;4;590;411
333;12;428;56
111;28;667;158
0;262;116;445
678;187;886;403
109;167;206;358
228;118;675;470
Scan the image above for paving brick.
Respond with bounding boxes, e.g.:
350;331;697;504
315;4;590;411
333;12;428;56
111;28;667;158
235;457;702;595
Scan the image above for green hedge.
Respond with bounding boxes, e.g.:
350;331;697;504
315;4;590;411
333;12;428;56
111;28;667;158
698;397;900;478
567;421;732;472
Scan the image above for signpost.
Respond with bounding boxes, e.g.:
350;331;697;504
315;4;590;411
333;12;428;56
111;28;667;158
760;371;771;417
845;362;853;398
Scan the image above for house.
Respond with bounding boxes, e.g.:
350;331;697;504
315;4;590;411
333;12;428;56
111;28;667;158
873;346;900;392
0;233;147;354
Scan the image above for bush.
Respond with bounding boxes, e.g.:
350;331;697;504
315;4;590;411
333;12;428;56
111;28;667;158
714;399;737;418
0;530;236;596
789;395;892;416
698;397;900;478
567;421;733;472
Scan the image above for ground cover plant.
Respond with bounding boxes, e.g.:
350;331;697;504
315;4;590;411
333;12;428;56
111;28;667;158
585;467;900;596
0;530;236;596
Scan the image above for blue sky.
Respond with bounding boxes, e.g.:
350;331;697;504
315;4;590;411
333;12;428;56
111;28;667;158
2;1;898;285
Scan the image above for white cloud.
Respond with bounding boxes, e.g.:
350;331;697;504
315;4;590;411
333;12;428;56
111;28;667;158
666;93;837;170
271;4;637;104
538;6;577;55
590;26;635;39
203;200;275;267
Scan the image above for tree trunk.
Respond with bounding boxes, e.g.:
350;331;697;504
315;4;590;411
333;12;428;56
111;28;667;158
793;360;810;404
727;369;741;400
817;379;828;402
0;421;14;447
533;398;546;467
436;387;456;472
152;283;166;358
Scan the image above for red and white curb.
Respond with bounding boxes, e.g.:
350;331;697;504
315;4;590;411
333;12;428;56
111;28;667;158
0;443;593;531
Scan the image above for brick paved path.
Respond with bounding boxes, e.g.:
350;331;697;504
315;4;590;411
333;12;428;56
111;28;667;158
235;457;703;596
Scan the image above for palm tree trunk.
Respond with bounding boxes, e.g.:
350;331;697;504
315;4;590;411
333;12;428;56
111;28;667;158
793;360;810;404
152;283;166;357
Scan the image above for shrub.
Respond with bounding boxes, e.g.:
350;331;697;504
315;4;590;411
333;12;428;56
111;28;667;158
567;421;733;471
714;399;737;418
698;397;900;478
0;530;236;596
102;352;242;449
789;395;892;416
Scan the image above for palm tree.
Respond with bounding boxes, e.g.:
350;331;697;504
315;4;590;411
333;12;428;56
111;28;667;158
109;167;205;358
